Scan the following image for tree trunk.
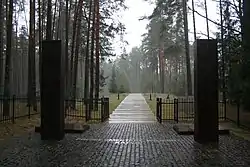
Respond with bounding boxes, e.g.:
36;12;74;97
90;0;96;111
52;0;58;38
3;0;14;115
31;0;37;111
72;0;84;105
65;0;69;110
38;0;42;93
160;44;164;93
204;0;209;38
220;0;226;102
94;0;100;110
28;0;37;111
182;0;192;96
14;2;19;96
69;0;79;106
0;0;4;95
191;0;196;41
56;0;62;39
84;0;93;108
46;0;52;40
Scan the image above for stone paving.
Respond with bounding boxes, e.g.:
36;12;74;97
0;94;250;167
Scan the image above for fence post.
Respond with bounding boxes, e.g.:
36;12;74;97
156;98;159;122
12;95;15;123
28;104;31;119
106;97;109;119
174;98;179;123
85;99;89;122
150;93;152;101
237;101;240;127
159;98;162;123
224;99;227;120
101;97;104;122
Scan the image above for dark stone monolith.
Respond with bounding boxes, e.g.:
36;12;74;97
194;39;218;144
40;40;65;140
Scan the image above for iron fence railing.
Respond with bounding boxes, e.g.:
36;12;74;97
155;97;250;129
0;96;40;123
156;97;225;123
0;96;110;124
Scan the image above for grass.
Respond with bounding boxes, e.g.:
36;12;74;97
0;115;40;143
0;93;127;144
144;93;176;120
109;93;127;114
65;93;127;120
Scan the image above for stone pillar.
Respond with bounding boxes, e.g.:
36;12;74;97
40;40;65;140
194;39;218;144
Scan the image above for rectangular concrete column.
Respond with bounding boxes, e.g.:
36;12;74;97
40;40;65;140
194;39;218;143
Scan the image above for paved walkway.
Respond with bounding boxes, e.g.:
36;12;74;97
109;94;155;123
1;94;250;166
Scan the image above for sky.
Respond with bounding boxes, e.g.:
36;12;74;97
113;0;219;55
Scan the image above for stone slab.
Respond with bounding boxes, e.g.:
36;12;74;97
174;124;229;135
35;124;90;134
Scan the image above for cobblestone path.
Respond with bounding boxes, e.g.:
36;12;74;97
1;94;250;167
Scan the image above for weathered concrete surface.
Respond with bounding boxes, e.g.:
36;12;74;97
109;94;155;123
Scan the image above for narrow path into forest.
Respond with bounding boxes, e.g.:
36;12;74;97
109;93;155;123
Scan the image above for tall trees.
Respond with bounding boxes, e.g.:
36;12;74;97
109;64;117;93
0;0;3;95
72;0;84;106
95;0;100;109
138;0;191;95
46;0;52;39
191;0;197;40
3;0;14;115
89;0;96;110
84;0;93;103
0;0;126;117
28;0;37;110
182;0;192;95
204;0;209;38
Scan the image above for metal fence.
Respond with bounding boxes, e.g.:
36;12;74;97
65;97;110;123
0;96;40;123
0;96;110;124
225;101;250;129
156;97;225;123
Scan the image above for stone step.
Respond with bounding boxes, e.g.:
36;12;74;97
110;113;154;115
110;116;154;120
109;120;155;123
113;111;152;113
111;117;154;119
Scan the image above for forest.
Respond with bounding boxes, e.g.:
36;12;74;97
105;0;250;110
0;0;127;112
0;0;249;112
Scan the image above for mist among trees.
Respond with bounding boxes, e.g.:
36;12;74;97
0;0;249;113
